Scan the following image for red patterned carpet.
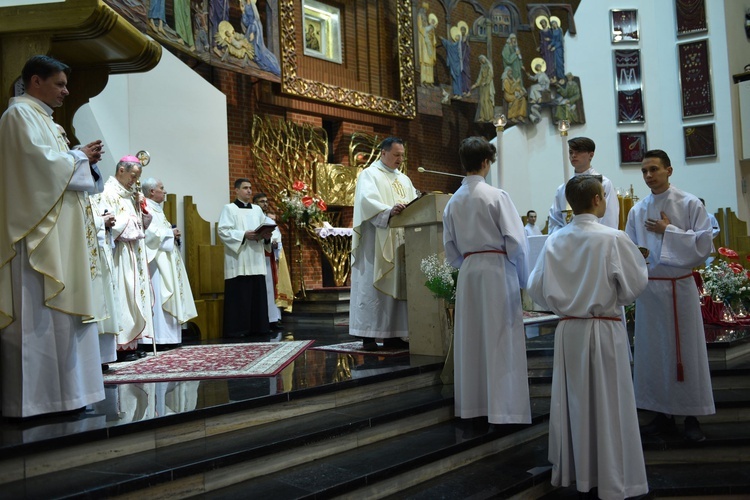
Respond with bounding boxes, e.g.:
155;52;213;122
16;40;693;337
103;341;314;383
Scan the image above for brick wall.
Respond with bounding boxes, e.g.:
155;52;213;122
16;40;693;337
186;51;502;291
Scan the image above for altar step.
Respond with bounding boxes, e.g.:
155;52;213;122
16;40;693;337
0;357;556;499
283;288;350;326
205;414;551;500
198;370;750;499
3;339;748;499
389;389;750;499
708;332;750;369
0;361;444;498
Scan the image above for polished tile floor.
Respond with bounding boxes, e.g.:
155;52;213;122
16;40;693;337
1;319;747;455
0;324;444;452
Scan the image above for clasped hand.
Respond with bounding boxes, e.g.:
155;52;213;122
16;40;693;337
102;211;115;229
82;140;105;164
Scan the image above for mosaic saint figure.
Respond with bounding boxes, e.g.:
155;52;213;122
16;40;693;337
554;73;581;124
502;66;527;123
241;0;281;75
174;0;195;49
418;5;438;87
459;22;472;96
502;33;523;81
535;16;556;80
526;58;550;104
209;0;230;56
550;17;565;80
441;26;464;99
472;55;495;122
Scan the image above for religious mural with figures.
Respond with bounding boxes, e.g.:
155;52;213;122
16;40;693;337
415;0;585;127
102;0;584;126
104;0;281;81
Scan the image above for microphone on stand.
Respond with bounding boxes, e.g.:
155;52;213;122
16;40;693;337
172;224;181;247
417;166;465;178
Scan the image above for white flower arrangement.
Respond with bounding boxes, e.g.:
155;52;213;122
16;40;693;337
699;260;750;303
280;180;327;226
420;254;458;304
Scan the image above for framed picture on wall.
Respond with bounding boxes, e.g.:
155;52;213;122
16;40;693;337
684;123;716;159
614;49;645;123
678;39;713;118
619;131;647;164
676;0;708;36
611;9;639;43
302;0;342;64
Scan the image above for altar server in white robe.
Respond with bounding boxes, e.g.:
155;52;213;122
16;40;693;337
547;137;619;234
443;136;531;424
93;156;154;360
528;175;649;499
625;149;715;442
349;137;418;350
0;55;106;417
141;178;197;347
219;178;275;338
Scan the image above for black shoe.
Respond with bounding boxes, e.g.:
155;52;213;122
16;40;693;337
361;338;379;351
116;351;139;362
684;416;706;442
383;338;410;349
640;413;678;436
137;351;148;358
156;343;181;352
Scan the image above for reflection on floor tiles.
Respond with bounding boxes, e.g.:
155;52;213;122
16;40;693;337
2;320;748;453
0;325;443;449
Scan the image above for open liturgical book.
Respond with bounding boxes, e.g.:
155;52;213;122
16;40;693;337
254;222;277;236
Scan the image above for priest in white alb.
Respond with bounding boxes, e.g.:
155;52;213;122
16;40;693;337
141;177;197;348
0;55;106;417
349;137;418;350
528;175;649;499
443;136;531;425
625;149;715;443
93;156;154;361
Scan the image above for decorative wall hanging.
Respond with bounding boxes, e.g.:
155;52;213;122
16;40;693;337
302;0;342;64
611;9;639;43
684;123;716;158
676;0;708;36
619;131;647;164
614;49;645;124
678;39;713;118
